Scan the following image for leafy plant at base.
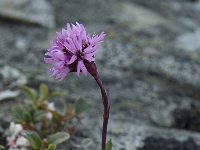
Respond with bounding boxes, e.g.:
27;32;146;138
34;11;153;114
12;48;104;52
23;131;42;150
47;132;70;145
22;131;69;150
0;145;5;150
8;83;88;150
75;99;88;115
47;144;56;150
106;139;112;150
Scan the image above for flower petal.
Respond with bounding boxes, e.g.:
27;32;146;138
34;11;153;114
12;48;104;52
77;61;81;76
54;61;65;68
80;60;88;76
67;37;76;51
84;53;95;62
92;32;106;44
64;42;76;54
72;34;81;50
44;57;54;64
83;46;92;53
84;45;98;54
68;55;77;64
56;67;70;80
66;23;72;33
77;60;88;76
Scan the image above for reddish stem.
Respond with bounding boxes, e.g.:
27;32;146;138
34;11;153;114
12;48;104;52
85;61;110;150
93;72;110;150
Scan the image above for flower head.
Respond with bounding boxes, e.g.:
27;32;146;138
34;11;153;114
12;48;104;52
9;122;23;137
44;22;105;80
7;122;30;149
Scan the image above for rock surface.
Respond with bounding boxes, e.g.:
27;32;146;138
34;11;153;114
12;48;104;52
176;29;200;51
0;66;27;101
0;0;200;149
0;0;55;28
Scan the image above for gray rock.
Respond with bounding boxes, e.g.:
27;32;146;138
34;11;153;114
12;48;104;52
175;29;200;51
195;2;200;10
0;90;19;101
0;0;55;28
113;2;167;31
0;66;27;101
80;118;200;150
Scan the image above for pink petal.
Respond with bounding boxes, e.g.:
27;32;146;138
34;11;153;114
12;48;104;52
72;23;76;29
77;61;81;76
44;57;51;63
68;55;77;64
84;45;98;54
50;68;58;76
93;32;106;44
80;60;87;76
61;29;67;37
84;53;95;62
54;61;64;68
67;37;76;51
83;46;93;53
72;34;81;50
77;32;83;49
67;23;72;33
55;67;70;80
77;60;88;76
64;42;76;54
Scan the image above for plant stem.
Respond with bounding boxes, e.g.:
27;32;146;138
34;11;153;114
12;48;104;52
85;61;110;150
94;73;110;150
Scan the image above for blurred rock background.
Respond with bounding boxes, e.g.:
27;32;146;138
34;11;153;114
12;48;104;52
1;0;200;149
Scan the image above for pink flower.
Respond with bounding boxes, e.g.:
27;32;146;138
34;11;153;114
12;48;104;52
8;137;17;148
44;22;106;80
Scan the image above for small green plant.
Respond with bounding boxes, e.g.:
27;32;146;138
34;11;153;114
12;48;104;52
106;139;112;150
5;83;87;150
0;145;5;150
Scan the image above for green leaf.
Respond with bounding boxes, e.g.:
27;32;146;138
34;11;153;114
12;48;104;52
0;145;5;150
48;144;56;150
20;85;37;101
23;111;32;123
33;110;46;122
12;106;33;123
106;139;112;150
12;106;24;119
39;83;49;101
47;132;70;145
22;131;42;150
75;99;88;114
47;91;60;99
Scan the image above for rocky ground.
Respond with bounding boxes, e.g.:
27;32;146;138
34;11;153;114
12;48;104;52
0;0;200;149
